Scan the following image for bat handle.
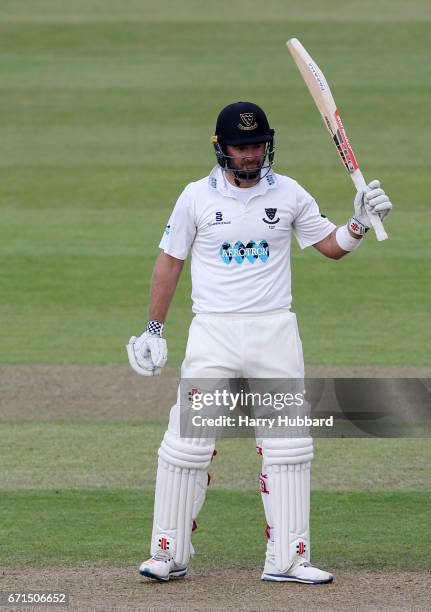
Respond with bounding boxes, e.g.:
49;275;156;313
351;170;388;242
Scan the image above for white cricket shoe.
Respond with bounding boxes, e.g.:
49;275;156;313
261;557;333;584
139;550;187;582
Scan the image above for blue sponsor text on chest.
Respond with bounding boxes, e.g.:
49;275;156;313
220;240;269;264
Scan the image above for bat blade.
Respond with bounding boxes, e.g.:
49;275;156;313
286;37;388;241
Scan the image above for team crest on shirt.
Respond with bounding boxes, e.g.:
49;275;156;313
262;208;280;224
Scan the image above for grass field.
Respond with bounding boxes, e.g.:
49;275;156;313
1;422;430;570
0;1;430;365
0;1;430;608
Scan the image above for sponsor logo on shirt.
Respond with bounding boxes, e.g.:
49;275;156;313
219;240;269;265
164;225;171;235
208;211;231;227
262;208;280;224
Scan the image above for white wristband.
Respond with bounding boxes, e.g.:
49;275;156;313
335;225;363;252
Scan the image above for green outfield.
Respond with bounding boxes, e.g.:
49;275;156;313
1;425;430;569
0;0;430;365
0;0;430;585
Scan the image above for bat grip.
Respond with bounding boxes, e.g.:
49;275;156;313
351;170;388;242
366;208;388;241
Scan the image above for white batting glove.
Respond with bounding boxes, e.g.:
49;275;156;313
350;180;393;236
126;322;168;376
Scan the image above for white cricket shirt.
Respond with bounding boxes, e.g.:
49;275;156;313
159;167;335;313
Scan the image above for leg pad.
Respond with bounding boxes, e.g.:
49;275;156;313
261;437;313;572
151;431;215;566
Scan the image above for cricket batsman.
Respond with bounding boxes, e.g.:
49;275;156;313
127;102;392;583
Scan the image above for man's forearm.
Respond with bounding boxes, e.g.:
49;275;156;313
313;227;362;260
148;252;184;322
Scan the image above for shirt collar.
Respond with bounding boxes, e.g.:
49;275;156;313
208;166;278;197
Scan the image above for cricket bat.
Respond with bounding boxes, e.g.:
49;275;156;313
286;38;388;241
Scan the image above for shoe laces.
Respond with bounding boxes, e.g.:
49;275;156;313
299;561;319;569
295;557;314;569
152;550;172;563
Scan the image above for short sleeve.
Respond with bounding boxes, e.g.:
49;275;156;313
159;185;197;260
293;184;336;249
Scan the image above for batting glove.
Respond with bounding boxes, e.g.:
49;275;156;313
127;321;167;376
350;180;393;236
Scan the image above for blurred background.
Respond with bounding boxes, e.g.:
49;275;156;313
0;3;430;593
1;0;430;366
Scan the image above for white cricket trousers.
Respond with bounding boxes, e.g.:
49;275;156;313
167;308;305;434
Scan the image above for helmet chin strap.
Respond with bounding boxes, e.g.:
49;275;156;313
233;168;260;186
229;162;273;187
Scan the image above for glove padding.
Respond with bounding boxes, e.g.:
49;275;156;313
353;179;393;230
127;332;168;376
